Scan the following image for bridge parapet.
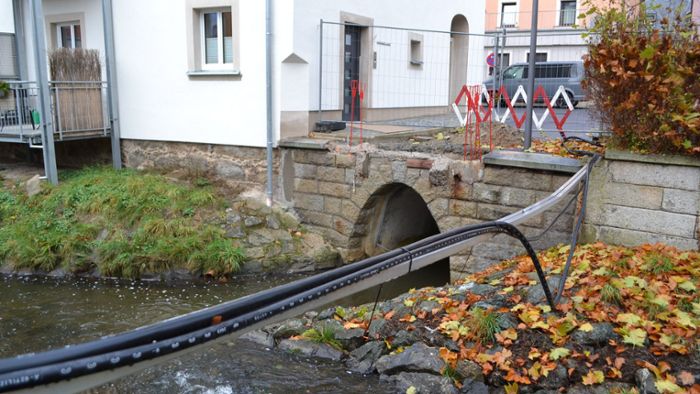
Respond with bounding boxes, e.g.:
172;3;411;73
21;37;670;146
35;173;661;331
280;142;580;278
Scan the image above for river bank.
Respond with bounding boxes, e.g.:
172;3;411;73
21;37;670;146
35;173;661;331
0;165;339;280
265;242;700;393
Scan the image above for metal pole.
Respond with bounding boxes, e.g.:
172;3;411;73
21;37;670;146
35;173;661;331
30;0;58;184
318;19;323;124
102;0;122;169
12;0;27;81
265;0;274;207
492;32;498;111
523;0;539;149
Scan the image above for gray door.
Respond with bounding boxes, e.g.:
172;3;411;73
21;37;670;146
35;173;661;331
343;25;361;121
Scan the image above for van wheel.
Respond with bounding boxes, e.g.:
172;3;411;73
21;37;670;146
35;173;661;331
556;92;575;109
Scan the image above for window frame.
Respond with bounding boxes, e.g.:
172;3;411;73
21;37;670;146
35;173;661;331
185;0;241;77
408;32;423;67
500;1;518;28
199;8;233;70
56;21;81;49
557;0;578;27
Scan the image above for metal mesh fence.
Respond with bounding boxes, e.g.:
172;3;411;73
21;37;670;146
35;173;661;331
317;20;608;140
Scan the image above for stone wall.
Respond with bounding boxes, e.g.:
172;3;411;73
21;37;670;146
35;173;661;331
121;139;279;192
282;144;576;278
584;151;700;250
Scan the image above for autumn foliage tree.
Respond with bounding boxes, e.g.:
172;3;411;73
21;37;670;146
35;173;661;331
581;1;700;155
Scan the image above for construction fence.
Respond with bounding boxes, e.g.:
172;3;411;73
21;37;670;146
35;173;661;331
316;20;607;141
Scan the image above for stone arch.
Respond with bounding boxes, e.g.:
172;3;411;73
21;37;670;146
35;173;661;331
345;181;451;297
449;14;470;102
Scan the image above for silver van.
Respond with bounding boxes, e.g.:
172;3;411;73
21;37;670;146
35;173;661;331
484;61;585;108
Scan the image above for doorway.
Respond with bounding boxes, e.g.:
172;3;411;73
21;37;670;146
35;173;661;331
448;15;470;103
342;25;362;121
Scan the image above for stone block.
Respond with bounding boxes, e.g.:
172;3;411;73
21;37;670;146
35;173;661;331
610;161;700;191
340;200;361;222
449;199;477;218
662;189;699;215
405;168;422;186
597;226;697;251
324;197;342;215
429;158;450;186
294;179;318;194
296;209;333;228
305;225;348;247
473;183;538;207
333;216;355;236
293;163;317;179
391;161;407;183
335;153;356;168
293;150;334;165
294;193;324;211
450;160;483;185
600;183;663;210
345;169;357;185
428;198;449;219
317;166;346;182
482;166;553;192
214;160;245;181
597;205;696;238
475;203;518;221
319;181;351;198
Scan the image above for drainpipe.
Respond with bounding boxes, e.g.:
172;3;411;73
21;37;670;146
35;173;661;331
30;0;58;184
102;0;122;169
265;0;274;207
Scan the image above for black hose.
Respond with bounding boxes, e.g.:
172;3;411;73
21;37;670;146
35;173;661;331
0;222;551;392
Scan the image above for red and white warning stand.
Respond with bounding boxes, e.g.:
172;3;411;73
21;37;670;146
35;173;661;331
452;83;575;159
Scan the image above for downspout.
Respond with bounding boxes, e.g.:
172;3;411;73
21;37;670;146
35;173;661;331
265;0;274;207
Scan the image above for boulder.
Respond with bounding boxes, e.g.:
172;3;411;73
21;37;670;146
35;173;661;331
456;359;484;382
635;368;660;394
239;330;274;348
459;379;489;394
25;174;42;197
272;319;306;339
334;328;365;351
375;342;445;375
380;372;458;394
277;339;343;361
571;323;617;346
346;341;386;374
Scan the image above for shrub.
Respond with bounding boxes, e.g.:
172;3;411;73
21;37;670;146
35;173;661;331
581;0;700;155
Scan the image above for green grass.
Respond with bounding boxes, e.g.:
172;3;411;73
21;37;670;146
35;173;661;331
301;325;343;350
601;283;622;305
468;308;501;343
0;167;245;278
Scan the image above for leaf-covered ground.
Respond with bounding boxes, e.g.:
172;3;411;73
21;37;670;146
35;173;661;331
528;138;607;159
329;243;700;393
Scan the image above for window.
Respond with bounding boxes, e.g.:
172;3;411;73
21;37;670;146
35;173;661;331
408;32;423;66
526;52;548;62
201;10;233;67
501;2;517;28
534;64;571;78
186;1;240;75
56;22;81;49
0;34;18;79
503;65;524;80
489;53;510;75
559;0;577;26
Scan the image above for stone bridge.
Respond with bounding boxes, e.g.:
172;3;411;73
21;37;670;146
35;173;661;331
279;140;579;280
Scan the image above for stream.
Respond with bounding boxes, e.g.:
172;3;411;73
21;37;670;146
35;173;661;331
0;274;393;393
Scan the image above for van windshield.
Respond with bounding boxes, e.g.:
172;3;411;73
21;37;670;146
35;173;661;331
503;66;524;80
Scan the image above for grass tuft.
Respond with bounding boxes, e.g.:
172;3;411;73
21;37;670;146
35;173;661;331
468;308;501;343
301;325;343;350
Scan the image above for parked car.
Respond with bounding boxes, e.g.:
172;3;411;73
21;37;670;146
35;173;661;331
483;61;585;108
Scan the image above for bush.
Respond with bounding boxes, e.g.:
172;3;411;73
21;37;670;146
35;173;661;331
581;1;700;155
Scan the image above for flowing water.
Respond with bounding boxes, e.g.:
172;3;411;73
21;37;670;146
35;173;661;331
0;275;392;393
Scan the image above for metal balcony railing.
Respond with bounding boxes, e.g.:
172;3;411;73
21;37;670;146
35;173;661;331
0;80;110;143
